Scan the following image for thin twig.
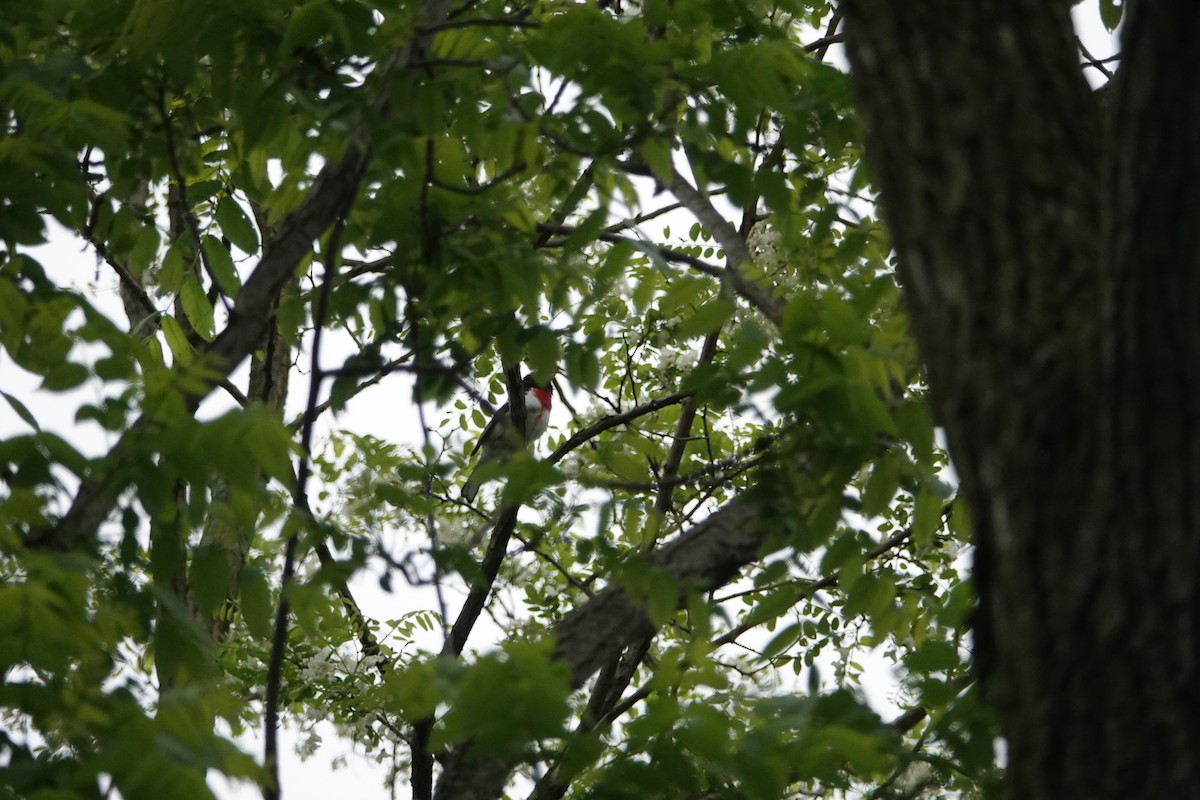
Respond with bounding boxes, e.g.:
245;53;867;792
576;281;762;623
605;446;776;492
652;331;720;523
286;354;413;432
156;89;230;311
406;296;452;647
538;223;767;313
546;391;691;464
262;207;351;800
1078;37;1115;80
808;9;844;60
708;523;916;650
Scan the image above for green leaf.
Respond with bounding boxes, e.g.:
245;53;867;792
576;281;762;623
384;659;451;722
761;623;802;660
201;235;241;296
438;640;571;756
846;382;898;437
281;0;340;54
911;487;945;549
895;398;935;465
38;432;89;477
820;531;862;575
675;297;734;340
903;640;962;674
159;237;189;294
179;273;215;341
525;326;562;382
2;391;40;430
128;224;161;277
860;451;901;518
376;482;409;507
564;342;600;391
160;314;193;366
40;362;90;392
215;194;259;254
1099;0;1124;31
844;571;896;619
743;586;802;630
239;567;273;640
239;405;294;482
641;137;674;180
189;544;229;618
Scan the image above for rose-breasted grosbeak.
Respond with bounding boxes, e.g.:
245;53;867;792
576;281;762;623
461;374;553;502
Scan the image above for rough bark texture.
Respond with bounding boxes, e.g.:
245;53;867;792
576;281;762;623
431;498;763;800
843;0;1200;796
1101;2;1200;793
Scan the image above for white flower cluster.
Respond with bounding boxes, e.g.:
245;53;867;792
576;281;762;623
657;347;699;374
336;714;377;743
747;218;785;272
583;398;610;423
299;647;338;682
343;650;387;676
292;702;330;761
616;0;642;21
558;455;583;479
300;644;389;683
290;643;394;762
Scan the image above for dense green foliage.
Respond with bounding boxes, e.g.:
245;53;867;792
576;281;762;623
0;0;1118;796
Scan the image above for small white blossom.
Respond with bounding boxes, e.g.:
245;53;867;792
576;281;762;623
300;647;338;682
747;218;785;271
896;761;934;791
584;399;609;423
659;348;699;373
559;456;582;479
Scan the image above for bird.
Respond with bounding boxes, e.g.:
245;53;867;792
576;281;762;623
461;374;554;503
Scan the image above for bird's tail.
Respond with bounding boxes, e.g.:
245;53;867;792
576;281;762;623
461;467;481;503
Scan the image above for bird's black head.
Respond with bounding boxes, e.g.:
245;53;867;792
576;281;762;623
522;373;554;393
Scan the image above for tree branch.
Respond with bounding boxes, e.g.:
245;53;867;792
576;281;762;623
660;165;782;324
433;496;766;799
537;223;780;324
31;145;372;553
263;205;353;800
547;390;691;465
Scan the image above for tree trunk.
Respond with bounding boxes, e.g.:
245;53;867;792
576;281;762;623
842;1;1200;797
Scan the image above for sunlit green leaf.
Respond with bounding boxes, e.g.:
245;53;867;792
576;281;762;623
179;273;215;341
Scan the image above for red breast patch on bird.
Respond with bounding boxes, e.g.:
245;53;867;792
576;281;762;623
531;387;552;410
